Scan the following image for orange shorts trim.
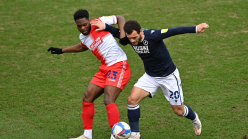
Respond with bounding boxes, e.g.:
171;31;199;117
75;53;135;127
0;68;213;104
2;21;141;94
90;60;131;90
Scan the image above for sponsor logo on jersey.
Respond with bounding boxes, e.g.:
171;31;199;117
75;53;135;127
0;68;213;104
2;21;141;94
161;29;168;33
90;37;103;50
151;30;155;34
133;46;150;54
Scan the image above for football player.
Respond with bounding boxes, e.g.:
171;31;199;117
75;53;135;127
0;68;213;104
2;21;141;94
92;18;209;138
48;9;131;139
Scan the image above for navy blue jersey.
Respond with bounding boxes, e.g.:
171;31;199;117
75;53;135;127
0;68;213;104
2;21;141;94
105;24;196;77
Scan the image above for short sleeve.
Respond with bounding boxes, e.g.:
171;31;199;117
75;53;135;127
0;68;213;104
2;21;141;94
81;42;88;48
98;15;117;25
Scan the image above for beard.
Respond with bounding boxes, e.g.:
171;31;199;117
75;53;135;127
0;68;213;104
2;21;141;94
81;25;91;35
138;34;142;44
133;34;142;45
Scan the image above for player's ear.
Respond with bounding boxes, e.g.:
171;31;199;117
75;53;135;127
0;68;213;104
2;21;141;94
140;29;143;34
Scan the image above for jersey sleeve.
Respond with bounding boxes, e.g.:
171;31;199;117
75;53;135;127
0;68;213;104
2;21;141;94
81;42;88;48
98;15;117;25
151;26;196;41
79;34;88;49
105;24;120;38
105;24;130;45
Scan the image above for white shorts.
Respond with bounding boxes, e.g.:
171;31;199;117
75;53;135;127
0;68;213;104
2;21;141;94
134;68;184;106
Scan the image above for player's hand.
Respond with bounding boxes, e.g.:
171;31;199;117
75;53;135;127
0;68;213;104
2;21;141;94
91;19;105;31
47;47;63;54
196;23;209;33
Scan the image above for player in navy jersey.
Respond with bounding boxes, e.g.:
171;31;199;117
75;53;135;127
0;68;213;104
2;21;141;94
92;19;209;139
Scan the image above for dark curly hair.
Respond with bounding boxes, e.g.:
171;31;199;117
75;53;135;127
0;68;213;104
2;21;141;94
73;9;89;21
124;20;141;35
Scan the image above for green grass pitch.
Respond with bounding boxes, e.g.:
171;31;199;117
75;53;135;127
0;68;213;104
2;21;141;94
0;0;247;138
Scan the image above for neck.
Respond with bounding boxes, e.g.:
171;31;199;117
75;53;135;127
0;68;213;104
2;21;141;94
140;32;144;43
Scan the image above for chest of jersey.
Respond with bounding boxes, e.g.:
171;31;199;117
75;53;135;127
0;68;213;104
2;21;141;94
81;26;110;51
132;39;165;56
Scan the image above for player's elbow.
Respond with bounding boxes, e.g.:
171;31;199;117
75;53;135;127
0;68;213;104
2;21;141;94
116;15;125;22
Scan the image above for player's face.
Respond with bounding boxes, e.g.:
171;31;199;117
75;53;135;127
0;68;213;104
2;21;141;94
126;30;143;46
76;18;91;35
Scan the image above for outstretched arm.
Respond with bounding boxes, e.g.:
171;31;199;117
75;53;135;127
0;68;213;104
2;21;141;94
47;43;88;54
62;43;88;53
153;23;209;41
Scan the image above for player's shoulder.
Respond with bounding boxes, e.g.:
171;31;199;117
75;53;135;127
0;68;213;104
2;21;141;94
99;15;115;19
143;29;161;39
143;29;162;34
98;15;117;24
79;33;87;40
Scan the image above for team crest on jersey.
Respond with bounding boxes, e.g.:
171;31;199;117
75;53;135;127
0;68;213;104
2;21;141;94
143;40;148;45
161;29;168;33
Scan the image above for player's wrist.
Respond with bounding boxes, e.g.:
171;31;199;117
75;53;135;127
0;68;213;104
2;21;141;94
105;23;111;31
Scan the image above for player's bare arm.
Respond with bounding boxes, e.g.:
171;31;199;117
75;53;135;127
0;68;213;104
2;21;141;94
196;23;209;33
62;43;88;53
47;43;88;54
115;15;125;39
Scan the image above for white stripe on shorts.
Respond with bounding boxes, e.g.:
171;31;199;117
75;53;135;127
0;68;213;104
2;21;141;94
117;61;126;88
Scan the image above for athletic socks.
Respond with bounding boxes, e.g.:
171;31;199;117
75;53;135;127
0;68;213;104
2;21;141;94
83;129;92;139
82;101;95;129
128;104;140;132
106;103;120;128
183;105;196;120
82;102;194;137
82;101;95;138
82;102;120;137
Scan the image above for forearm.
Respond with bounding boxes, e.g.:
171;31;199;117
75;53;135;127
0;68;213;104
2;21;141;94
105;24;121;39
62;43;86;53
116;15;125;39
159;26;196;39
169;26;196;35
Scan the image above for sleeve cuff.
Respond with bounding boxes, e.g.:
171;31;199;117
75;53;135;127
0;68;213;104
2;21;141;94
105;23;111;31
